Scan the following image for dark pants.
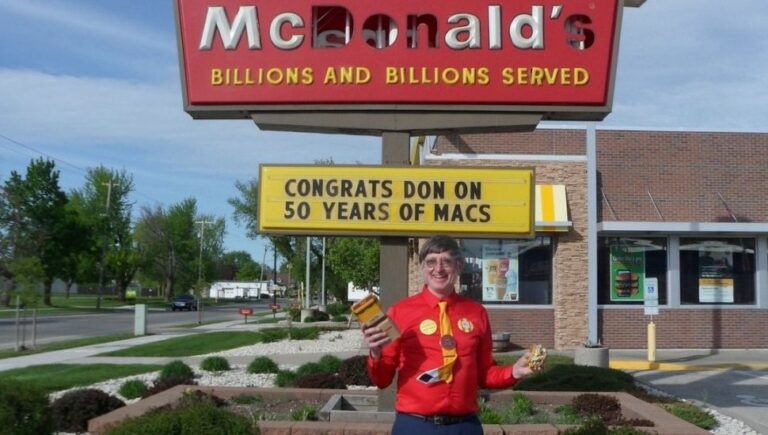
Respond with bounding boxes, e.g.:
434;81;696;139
392;413;483;435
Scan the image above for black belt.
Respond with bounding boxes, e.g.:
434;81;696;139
401;412;477;425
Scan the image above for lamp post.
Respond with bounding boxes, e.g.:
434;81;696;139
196;220;213;325
97;180;117;310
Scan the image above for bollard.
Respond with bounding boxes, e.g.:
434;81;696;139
647;321;656;362
134;304;147;336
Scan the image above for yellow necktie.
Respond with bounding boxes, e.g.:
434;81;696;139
437;301;457;383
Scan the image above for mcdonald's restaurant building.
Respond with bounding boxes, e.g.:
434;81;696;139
406;128;768;350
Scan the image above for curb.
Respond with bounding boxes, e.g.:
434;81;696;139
610;359;768;371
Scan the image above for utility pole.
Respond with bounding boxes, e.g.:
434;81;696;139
272;245;278;307
96;180;117;310
196;220;213;325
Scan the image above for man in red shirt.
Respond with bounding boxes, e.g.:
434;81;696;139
362;235;534;434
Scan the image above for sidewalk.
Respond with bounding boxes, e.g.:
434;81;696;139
609;348;768;371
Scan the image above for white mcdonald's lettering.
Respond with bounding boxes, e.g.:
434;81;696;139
198;5;550;51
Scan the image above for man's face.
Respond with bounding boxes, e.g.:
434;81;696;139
422;251;462;297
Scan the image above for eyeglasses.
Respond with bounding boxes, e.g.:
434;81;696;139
424;257;456;270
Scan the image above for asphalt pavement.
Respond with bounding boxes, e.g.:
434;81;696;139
1;320;766;433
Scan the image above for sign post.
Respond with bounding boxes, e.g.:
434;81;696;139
644;278;659;362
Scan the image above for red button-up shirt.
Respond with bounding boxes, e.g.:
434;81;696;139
367;286;517;415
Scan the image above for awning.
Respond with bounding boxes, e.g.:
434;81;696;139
535;184;572;232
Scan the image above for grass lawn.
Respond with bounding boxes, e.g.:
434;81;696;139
0;333;135;360
1;363;164;394
102;327;322;357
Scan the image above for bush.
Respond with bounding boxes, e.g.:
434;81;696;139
247;356;279;374
0;379;53;435
291;403;319;421
106;397;252;435
661;402;717;430
325;302;350;317
516;365;638;393
287;306;301;322
318;354;342;374
294;373;348;389
572;393;623;424
305;311;330;322
257;328;289;343
142;376;197;398
332;314;348;322
339;355;373;386
230;394;263;405
200;356;231;372
51;389;125;433
290;326;320;340
296;362;326;378
159;360;194;381
274;370;299;387
118;379;148;400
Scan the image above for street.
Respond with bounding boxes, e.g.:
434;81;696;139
634;369;768;434
0;301;281;350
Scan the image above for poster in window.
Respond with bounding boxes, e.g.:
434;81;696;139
609;245;644;301
481;244;519;302
698;251;734;303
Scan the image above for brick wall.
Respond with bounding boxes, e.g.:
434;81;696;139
488;309;555;349
599;309;768;348
597;130;768;222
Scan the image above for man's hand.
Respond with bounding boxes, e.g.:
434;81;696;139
511;351;535;379
361;323;391;360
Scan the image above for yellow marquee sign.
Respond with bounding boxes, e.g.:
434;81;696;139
258;165;533;237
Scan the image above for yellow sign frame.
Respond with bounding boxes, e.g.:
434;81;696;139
258;165;534;238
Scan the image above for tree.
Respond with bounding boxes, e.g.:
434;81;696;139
69;166;137;301
0;159;71;306
216;251;259;280
326;237;380;295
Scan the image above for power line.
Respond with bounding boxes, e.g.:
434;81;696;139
0;132;162;204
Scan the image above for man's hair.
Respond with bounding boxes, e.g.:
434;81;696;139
418;235;463;264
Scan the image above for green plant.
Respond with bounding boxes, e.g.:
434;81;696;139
142;376;197;398
296;362;326;377
290;326;321;340
247;356;279;374
159;360;194;381
339;355;373;386
554;404;583;424
118;379;148;400
572;393;622;424
331;314;348;322
510;392;535;416
516;365;638;393
661;402;717;430
51;389;125;433
477;398;504;424
318;354;342;374
291;404;319;421
256;328;290;343
106;397;252;435
274;370;299;387
200;356;231;372
0;379;53;435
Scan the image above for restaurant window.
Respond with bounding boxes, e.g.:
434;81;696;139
680;238;755;305
458;237;552;305
598;237;668;305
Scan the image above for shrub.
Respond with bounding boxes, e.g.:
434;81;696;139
572;393;623;424
200;356;231;372
294;373;348;389
305;311;330;322
287;306;301;321
51;389;125;433
290;326;320;340
339;355;373;386
296;362;326;377
230;394;263;405
516;365;637;393
159;360;194;381
661;402;717;430
510;393;535;416
106;397;252;435
291;403;319;421
477;398;504;424
118;379;148;400
257;328;289;343
318;354;342;374
142;376;197;398
0;379;53;435
247;356;279;374
332;314;348;322
325;302;350;317
274;370;299;387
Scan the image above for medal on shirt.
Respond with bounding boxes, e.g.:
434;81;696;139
419;319;437;335
457;318;474;333
440;335;456;350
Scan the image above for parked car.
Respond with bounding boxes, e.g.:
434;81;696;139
170;294;198;311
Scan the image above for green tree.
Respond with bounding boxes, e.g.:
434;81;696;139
327;237;380;293
216;250;259;280
7;256;45;307
0;159;72;306
69;166;138;301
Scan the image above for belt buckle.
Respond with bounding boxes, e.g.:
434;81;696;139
432;415;446;425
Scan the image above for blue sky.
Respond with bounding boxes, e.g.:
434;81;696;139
1;0;767;265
